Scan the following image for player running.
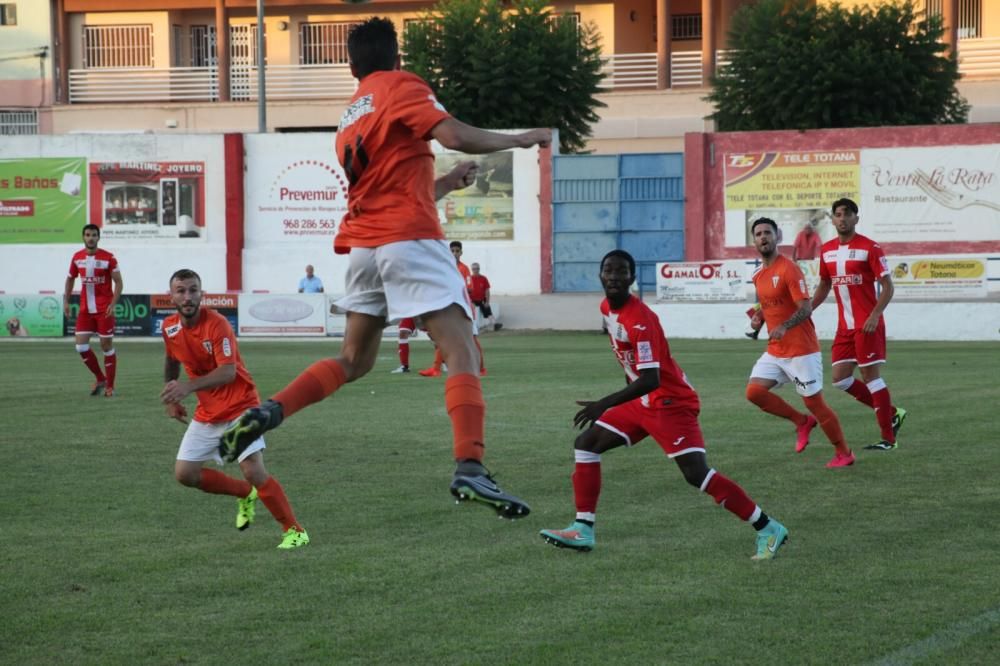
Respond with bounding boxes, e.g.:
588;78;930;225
64;224;122;397
161;269;308;549
539;250;789;560
746;218;855;468
219;18;549;519
812;198;906;450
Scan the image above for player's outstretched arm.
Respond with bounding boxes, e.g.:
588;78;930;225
431;118;550;155
573;368;659;429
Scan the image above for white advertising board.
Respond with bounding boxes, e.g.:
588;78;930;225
656;260;751;301
238;293;327;336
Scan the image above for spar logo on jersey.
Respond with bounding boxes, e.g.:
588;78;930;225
202;340;213;354
165;323;182;337
637;341;653;363
831;274;863;286
222;337;232;357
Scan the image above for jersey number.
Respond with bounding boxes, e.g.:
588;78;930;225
342;135;369;186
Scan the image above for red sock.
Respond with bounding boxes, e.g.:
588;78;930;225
703;470;757;521
79;349;105;381
473;336;485;372
257;476;301;531
803;393;850;454
198;468;252;497
746;384;807;425
273;358;346;419
103;349;117;389
398;341;410;368
572;461;601;515
868;380;896;442
444;373;485;461
433;348;444;370
841;377;875;408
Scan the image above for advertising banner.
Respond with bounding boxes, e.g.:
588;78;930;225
886;255;989;300
150;293;239;336
724;145;1000;247
88;162;206;241
0;158;88;244
0;294;64;337
238;293;326;336
64;294;152;336
437;152;515;241
656;260;751;302
861;146;1000;243
245;135;349;243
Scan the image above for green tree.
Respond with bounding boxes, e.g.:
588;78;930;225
403;0;606;153
706;0;969;131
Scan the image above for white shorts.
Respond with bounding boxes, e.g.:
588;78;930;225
177;418;265;464
334;239;474;325
749;351;824;397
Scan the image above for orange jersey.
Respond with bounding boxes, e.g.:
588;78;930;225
457;260;471;286
752;255;820;358
162;308;260;423
334;70;452;253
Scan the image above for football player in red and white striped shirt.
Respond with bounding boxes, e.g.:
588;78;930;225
812;198;906;450
63;224;123;397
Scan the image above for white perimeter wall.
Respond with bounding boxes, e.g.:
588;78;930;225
0;134;228;294
242;133;543;296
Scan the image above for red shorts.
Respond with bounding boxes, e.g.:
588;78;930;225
831;325;886;367
75;310;115;337
596;400;705;458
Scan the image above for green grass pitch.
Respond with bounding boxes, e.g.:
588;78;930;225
2;332;998;664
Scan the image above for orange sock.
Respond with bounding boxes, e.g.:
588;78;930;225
273;358;346;419
746;384;807;425
432;348;444;370
803;394;850;455
473;336;485;372
257;476;302;532
199;468;252;497
445;373;485;461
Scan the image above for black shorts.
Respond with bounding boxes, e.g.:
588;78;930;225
473;300;493;318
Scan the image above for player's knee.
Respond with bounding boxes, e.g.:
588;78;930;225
678;459;709;488
832;376;854;391
574;430;601;453
746;383;768;405
175;468;200;487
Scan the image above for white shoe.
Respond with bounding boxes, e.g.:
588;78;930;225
390;365;410;374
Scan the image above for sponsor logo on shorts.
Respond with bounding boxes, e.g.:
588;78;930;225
793;376;818;390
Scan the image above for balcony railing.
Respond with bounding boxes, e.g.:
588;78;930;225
67;41;1000;104
958;37;1000;78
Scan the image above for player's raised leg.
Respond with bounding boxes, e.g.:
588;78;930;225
424;304;529;518
219;311;383;462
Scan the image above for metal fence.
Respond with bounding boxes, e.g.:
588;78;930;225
0;109;38;135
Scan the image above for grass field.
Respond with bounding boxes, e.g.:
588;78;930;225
2;332;999;665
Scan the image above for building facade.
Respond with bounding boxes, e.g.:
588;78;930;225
1;0;998;150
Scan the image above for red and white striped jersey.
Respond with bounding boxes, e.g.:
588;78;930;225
600;295;700;411
818;233;889;333
68;248;119;314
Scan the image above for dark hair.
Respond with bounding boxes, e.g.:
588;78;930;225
600;249;635;277
751;217;778;233
347;17;399;79
82;223;101;238
831;198;858;215
449;241;463;250
169;268;202;287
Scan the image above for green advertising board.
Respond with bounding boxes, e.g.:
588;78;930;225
0;158;88;243
0;294;65;337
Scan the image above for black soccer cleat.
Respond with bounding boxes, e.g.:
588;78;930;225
219;399;284;462
450;472;531;519
892;407;907;438
864;439;897;451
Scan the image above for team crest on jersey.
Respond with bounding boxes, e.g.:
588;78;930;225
202;340;213;353
637;341;653;363
772;275;780;288
165;323;181;338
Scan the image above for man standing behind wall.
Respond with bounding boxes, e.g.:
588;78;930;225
220;17;550;519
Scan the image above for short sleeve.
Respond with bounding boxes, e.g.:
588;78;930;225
210;316;237;366
391;76;452;141
818;253;830;280
630;310;662;370
109;254;120;272
785;261;810;302
68;258;79;278
869;243;890;279
483;277;490;289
